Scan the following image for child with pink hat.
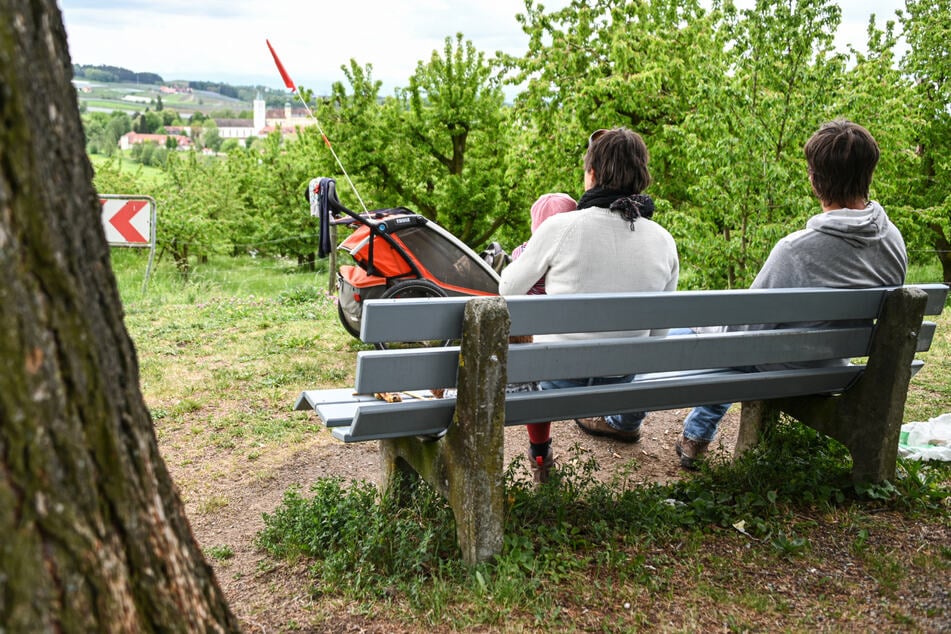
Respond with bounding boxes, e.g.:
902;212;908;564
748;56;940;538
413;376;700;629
510;192;576;482
511;193;577;295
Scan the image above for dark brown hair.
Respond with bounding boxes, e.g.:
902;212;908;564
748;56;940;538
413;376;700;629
804;119;879;207
584;127;651;193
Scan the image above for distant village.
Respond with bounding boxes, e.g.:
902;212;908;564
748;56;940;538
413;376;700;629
117;94;317;153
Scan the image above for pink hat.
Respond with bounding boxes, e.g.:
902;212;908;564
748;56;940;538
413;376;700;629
530;193;577;232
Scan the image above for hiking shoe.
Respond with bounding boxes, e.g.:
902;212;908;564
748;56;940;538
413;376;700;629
529;446;555;484
575;417;641;443
676;434;710;470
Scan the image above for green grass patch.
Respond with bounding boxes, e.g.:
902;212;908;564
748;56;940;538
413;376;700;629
256;423;951;627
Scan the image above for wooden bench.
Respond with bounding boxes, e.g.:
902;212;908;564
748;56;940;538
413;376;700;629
296;284;948;563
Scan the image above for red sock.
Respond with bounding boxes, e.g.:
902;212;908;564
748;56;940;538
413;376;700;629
527;422;551;445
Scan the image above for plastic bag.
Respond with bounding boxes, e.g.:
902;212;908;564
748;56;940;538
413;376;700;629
898;413;951;461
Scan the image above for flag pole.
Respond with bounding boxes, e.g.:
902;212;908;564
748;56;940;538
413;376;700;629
266;39;368;212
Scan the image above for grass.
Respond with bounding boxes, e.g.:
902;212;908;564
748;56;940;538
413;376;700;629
113;251;950;632
255;431;950;630
89;154;166;186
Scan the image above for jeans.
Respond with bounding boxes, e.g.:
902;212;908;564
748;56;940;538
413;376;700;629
668;327;747;443
682;402;732;443
539;375;645;432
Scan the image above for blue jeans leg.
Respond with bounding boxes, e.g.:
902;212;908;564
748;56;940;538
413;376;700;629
668;327;728;442
540;375;645;433
682;403;732;443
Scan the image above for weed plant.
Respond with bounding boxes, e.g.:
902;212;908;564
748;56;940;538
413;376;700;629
257;420;950;622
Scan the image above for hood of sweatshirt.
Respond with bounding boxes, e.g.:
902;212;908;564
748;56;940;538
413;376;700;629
805;201;891;248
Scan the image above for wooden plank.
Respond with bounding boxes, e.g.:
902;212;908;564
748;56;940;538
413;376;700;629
342;399;456;441
294;388;372;411
918;322;937;352
335;366;863;441
355;346;460;393
318;359;926;441
313;401;364;427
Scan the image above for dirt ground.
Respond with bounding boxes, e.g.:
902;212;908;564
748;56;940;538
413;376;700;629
169;406;740;631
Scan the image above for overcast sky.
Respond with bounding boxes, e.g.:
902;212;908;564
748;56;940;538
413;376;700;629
59;0;907;94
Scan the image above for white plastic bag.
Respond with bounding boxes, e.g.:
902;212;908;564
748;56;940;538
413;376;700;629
898;413;951;461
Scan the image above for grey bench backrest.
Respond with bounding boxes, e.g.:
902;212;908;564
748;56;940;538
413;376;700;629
359;286;948;343
353;285;947;394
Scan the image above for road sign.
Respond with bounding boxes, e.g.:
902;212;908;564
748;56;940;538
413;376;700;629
100;197;153;246
100;195;157;293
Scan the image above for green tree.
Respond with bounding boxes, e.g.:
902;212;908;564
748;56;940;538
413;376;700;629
671;0;847;287
399;34;513;245
134;111;162;134
899;0;951;282
153;153;246;274
321;37;516;247
201;119;222;153
504;0;729;253
237;129;326;265
220;138;240;154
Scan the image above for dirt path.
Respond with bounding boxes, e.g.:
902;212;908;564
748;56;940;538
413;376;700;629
167;407;738;631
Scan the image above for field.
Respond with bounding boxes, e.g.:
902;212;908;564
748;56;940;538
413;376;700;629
76;80;248;115
112;250;951;633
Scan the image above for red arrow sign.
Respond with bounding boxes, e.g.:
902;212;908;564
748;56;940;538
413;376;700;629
106;200;148;243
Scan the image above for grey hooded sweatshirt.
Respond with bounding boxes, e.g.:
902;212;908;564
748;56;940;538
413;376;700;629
752;201;907;290
744;201;907;367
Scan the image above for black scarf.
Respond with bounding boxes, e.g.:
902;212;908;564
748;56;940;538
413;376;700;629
577;186;655;230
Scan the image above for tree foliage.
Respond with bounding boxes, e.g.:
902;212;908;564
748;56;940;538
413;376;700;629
79;0;951;283
898;0;951;281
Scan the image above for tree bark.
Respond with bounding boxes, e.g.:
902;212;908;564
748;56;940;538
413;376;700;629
0;1;241;631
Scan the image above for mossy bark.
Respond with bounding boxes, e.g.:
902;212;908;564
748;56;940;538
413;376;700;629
0;1;241;631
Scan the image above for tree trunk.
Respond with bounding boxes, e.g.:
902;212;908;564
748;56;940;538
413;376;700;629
0;1;241;631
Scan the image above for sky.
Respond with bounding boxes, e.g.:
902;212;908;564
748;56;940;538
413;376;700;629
58;0;907;95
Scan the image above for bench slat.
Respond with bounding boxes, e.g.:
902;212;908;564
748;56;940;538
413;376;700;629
359;285;948;343
354;327;873;393
305;359;926;441
294;388;376;411
340;399;454;441
338;365;868;441
918;322;937;352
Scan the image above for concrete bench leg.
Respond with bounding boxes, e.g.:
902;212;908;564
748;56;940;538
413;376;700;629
735;400;781;455
734;288;928;483
379;297;510;564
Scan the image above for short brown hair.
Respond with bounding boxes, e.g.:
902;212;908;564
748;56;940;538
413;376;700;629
584;127;651;193
804;119;879;207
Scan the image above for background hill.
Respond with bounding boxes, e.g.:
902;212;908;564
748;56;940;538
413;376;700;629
73;63;292;116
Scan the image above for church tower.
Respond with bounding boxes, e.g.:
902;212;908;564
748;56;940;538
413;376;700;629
253;93;266;133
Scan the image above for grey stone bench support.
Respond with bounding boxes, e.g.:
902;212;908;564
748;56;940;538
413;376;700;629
380;296;509;564
736;287;929;482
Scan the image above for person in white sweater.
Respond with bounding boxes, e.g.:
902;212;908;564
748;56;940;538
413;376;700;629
499;127;680;482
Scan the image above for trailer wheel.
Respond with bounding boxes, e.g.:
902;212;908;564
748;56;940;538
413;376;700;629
336;301;362;339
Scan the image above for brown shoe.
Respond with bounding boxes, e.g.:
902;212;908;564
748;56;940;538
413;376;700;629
575;417;641;443
529;446;555;484
676;434;710;470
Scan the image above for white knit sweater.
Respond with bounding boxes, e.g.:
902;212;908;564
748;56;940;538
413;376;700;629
499;205;679;341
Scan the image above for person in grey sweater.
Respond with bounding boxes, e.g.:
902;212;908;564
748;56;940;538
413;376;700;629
676;119;908;469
